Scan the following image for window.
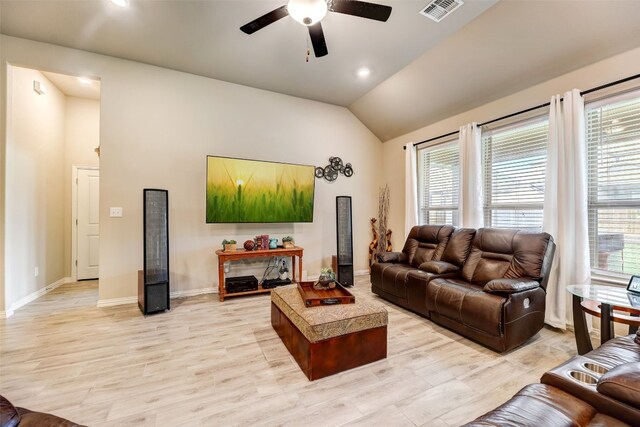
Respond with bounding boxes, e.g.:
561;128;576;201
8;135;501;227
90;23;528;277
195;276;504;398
586;91;640;276
417;141;459;225
482;118;548;229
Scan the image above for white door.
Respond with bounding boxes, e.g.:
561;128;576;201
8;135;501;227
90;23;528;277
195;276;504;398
77;169;100;280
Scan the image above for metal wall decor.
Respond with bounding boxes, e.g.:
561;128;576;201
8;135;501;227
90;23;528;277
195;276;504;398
315;156;353;182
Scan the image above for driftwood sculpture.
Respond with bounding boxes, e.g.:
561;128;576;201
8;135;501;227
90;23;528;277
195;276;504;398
368;218;379;270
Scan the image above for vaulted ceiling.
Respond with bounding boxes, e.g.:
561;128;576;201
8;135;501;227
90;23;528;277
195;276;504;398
2;0;640;141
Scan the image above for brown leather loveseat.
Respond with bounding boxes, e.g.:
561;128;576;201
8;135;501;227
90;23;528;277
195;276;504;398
371;225;556;352
0;394;85;427
465;331;640;426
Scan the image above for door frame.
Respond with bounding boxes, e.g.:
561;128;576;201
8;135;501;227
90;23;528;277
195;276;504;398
71;165;100;281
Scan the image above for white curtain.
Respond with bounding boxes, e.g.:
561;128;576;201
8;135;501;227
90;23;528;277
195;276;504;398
543;89;591;329
459;123;484;228
405;142;418;235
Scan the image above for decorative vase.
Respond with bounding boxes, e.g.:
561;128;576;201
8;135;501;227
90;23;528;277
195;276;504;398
269;238;278;249
224;243;236;252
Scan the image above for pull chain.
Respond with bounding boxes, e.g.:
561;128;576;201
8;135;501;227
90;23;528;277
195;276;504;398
306;36;310;62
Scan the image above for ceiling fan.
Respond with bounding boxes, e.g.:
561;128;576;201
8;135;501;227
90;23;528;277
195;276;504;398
240;0;392;58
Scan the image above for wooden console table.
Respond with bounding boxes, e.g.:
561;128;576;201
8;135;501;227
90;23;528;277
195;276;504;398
216;246;303;302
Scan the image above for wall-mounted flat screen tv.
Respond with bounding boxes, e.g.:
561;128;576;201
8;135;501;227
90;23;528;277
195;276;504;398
206;156;315;223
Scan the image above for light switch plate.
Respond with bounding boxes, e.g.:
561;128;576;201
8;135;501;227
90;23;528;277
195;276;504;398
110;207;123;217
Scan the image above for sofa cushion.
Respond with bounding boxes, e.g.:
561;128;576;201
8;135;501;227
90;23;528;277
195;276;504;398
462;228;552;286
484;278;539;294
427;278;505;336
587;334;640;368
418;261;459;274
597;362;640;410
402;225;454;268
371;262;415;299
462;383;610;427
440;228;476;268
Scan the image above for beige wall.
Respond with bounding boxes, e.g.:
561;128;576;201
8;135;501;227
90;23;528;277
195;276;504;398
64;97;100;277
5;66;66;308
0;36;382;307
382;46;640;243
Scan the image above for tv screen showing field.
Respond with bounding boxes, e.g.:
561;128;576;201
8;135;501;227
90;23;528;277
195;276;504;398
206;156;315;223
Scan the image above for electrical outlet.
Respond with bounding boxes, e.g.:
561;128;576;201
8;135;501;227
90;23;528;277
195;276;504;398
110;207;123;217
34;267;39;277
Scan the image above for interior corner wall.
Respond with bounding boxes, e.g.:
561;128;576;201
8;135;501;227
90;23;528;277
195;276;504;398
64;97;100;277
381;45;640;241
0;36;383;304
4;65;66;308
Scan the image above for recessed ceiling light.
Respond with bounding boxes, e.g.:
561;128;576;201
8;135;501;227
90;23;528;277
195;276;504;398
357;67;371;78
77;77;93;85
111;0;128;7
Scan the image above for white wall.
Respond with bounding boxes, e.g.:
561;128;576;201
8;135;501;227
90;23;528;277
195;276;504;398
64;97;100;277
381;46;640;242
0;36;383;307
5;66;66;308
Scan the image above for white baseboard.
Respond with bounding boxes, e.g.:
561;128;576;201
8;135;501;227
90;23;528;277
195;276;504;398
3;277;72;318
0;309;14;319
171;287;216;298
96;296;138;308
97;286;218;308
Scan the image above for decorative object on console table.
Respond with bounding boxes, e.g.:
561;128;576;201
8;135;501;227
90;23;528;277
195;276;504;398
335;195;354;286
138;189;170;315
269;238;278;249
282;236;295;249
243;239;255;251
222;239;237;252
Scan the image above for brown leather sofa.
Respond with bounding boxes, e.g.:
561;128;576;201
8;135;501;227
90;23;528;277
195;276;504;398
371;225;556;352
0;395;85;427
464;331;640;426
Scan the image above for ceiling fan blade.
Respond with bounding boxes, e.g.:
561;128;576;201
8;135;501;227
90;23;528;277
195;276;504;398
329;0;392;22
240;5;289;34
308;22;328;57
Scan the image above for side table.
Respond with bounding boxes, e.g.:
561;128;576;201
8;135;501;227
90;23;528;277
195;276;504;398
567;284;640;355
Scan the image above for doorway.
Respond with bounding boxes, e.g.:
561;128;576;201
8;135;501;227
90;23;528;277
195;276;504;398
73;167;100;280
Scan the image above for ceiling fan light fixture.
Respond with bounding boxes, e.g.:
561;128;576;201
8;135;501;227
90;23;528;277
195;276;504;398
287;0;328;26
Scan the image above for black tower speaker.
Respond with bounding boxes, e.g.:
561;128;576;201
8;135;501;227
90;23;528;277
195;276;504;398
138;189;170;314
335;196;354;287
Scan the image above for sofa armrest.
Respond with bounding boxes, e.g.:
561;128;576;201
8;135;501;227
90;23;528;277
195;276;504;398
597;362;640;410
377;252;408;263
418;261;459;274
484;278;539;294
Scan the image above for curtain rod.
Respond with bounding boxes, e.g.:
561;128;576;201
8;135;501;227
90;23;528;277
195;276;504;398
404;72;640;150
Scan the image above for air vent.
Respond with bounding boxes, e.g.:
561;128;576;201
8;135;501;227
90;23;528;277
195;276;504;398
420;0;464;22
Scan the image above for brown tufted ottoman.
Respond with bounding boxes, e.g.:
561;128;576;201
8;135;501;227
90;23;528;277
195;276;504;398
271;286;388;380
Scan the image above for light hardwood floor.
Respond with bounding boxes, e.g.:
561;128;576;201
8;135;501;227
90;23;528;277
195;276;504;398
0;276;578;426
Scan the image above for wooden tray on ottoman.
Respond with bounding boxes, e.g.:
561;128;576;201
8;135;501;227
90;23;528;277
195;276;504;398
297;281;355;306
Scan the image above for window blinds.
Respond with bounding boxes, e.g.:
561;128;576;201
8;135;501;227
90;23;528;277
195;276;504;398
417;141;459;225
482;118;548;229
586;92;640;276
